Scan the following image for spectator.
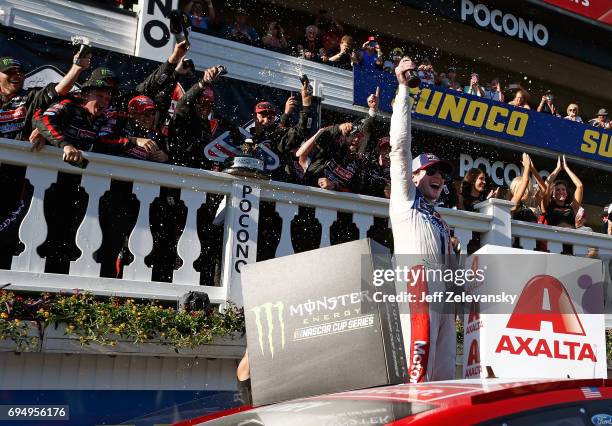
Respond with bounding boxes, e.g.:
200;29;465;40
97;95;168;162
575;207;593;232
249;80;313;182
607;204;612;235
446;67;462;91
588;108;609;128
382;47;404;74
508;89;531;109
296;25;322;61
485;78;504;102
464;72;485;97
509;153;539;223
33;77;115;163
417;58;435;85
0;54;89;142
168;66;229;169
325;35;357;70
537;90;561;116
184;0;215;32
542;156;584;230
434;72;448;90
362;136;391;198
564;103;583;123
221;8;260;46
357;36;383;69
458;168;501;212
315;9;343;55
298;91;380;193
262;22;289;53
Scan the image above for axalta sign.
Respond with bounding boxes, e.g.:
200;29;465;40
462;248;607;380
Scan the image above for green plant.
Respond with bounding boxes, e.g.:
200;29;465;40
0;290;244;352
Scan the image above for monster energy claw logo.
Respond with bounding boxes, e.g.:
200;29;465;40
251;302;285;358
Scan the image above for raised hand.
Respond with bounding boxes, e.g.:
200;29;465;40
395;57;416;86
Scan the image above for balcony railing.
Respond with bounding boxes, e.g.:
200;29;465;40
1;136;610;303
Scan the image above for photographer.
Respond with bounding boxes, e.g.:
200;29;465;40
362;136;391;198
325;35;357;70
357;36;383;69
464;72;485;97
485;78;504;102
537;90;561;116
183;0;215;33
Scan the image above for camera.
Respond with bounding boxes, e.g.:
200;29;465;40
299;74;309;86
217;65;228;76
169;10;191;47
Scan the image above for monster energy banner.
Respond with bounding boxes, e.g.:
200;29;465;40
241;239;407;406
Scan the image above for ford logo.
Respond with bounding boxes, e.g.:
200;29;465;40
592;414;612;425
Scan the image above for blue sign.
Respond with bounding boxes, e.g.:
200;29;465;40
353;65;612;165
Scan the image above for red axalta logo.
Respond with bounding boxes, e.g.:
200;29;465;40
496;275;596;362
464;339;482;378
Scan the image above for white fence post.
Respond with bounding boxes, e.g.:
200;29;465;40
220;181;261;307
475;199;514;248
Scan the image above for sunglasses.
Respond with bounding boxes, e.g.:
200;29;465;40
424;166;449;180
568;109;577;112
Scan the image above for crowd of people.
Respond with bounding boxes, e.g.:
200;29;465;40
0;28;610;276
173;2;611;128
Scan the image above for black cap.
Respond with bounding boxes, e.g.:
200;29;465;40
89;67;119;86
0;57;23;73
80;78;116;92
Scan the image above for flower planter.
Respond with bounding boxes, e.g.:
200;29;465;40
0;322;245;359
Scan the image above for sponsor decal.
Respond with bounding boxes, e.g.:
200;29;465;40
459;153;550;186
581;129;612;158
591;413;612;425
495;275;597;363
251;301;285;358
582;387;602;399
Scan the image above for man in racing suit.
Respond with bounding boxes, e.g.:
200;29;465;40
390;57;460;382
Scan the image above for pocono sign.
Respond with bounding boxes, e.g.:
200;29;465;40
463;246;607;380
459;153;550;187
222;182;260;306
461;0;549;46
135;0;179;62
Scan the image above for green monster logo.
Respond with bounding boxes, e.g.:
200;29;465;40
251;302;285;358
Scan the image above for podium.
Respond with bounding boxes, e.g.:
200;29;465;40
462;245;607;379
241;239;407;406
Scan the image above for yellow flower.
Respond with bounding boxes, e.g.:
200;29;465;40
43;312;50;318
14;319;20;325
0;313;8;319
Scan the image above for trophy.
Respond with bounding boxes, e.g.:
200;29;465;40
223;138;270;179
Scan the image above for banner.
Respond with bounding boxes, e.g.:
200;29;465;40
397;0;611;69
353;65;612;165
539;0;612;25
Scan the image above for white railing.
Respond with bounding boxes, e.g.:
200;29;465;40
1;138;611;307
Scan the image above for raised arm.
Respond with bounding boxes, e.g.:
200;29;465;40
562;155;584;211
541;156;562;213
510;153;531;213
295;127;325;158
389;57;416;207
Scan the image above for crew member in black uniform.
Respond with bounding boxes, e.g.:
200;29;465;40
0;54;89;268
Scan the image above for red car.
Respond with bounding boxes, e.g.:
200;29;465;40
174;379;611;426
